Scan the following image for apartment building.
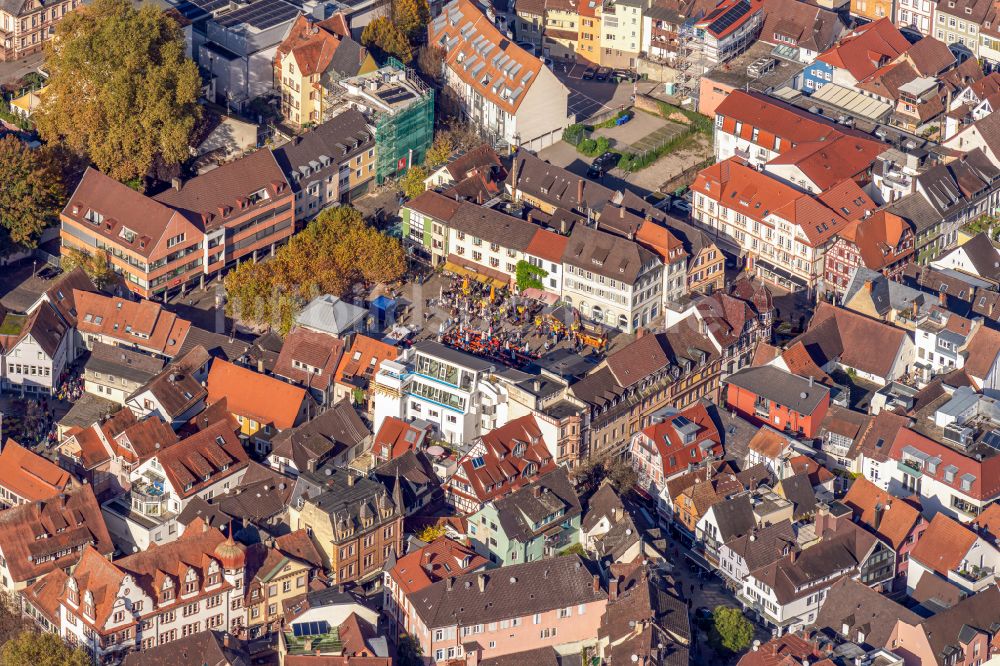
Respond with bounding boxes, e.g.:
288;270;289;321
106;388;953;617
272;109;377;218
562;224;663;333
62;150;294;299
934;0;992;57
576;0;601;63
823;211;915;297
0;440;72;509
543;0;580;60
57;521;249;660
373;341;511;445
0;301;70;396
74;291;190;358
273;14;373;127
0;0;81;61
600;0;644;68
287;468;403;588
430;0;571;150
398;555;607;664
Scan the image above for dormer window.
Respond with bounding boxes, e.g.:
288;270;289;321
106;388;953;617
67;577;79;606
119;226;136;243
83;590;95;619
247;188;270;205
84;209;103;225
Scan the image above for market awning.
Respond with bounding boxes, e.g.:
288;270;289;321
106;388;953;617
756;258;808;289
520;287;559;305
444;255;509;289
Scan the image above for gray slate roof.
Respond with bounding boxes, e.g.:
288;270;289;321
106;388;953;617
725;365;830;415
409;555;606;628
295;294;366;336
493;467;582;542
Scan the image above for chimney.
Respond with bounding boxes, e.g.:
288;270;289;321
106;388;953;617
864;279;873;293
698;317;706;336
446;576;455;591
511;156;521;190
620;206;625;219
223;633;231;648
809;375;814;387
939;290;947;306
171;177;182;191
636;327;645;339
911;299;919;319
477;572;487;592
347;473;356;487
533;484;543;498
527;210;534;224
873;502;883;531
592;575;601;593
790;549;798;564
609;575;620;601
577;178;584;205
257;358;264;374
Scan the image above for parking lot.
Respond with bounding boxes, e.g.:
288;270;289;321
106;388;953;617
553;63;636;122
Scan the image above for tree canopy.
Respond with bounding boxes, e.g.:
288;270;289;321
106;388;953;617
399;165;428;199
393;0;430;41
225;206;407;334
425;135;454;168
1;631;91;666
36;0;202;183
0;136;64;252
361;16;413;64
515;260;547;292
710;606;754;653
61;247;117;289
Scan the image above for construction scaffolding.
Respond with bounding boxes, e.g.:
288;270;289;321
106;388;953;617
374;58;435;184
675;22;710;110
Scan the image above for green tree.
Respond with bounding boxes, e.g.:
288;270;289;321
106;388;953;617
1;631;91;666
0;136;64;251
399;165;428;199
37;0;202;183
710;606;754;653
515;260;547;292
393;0;430;40
396;634;423;666
425;135;454;168
225;206;406;333
60;247;117;289
361;16;413;64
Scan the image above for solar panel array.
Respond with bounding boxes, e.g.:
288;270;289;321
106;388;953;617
983;429;1000;452
292;621;331;637
707;0;751;35
215;0;299;29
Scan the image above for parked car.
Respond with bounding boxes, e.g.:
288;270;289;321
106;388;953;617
587;151;621;178
595;67;611;81
611;69;637;83
582;66;597;80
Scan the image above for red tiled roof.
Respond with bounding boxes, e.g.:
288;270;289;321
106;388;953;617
276;14;353;77
155;419;248;499
448;415;556;510
963;325;1000;382
373;416;431;460
889;427;1000;501
817;18;911;82
0;484;114;585
909;512;978;576
692;158;851;246
746;428;792;459
837;210;913;271
274;327;346;391
388;536;487;595
525;228;569;264
429;0;546;115
207;359;309;430
638;402;722;477
780;341;833;385
335;334;397;386
0;440;72;502
842;476;921;550
634;219;685;263
74;290;190;356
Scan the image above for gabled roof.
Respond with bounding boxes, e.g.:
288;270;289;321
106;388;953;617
767;134;885;191
276;14;364;78
817;18;911;81
0;439;72;502
372;416;430;461
130;345;209;420
791;302;908;379
39;267;95;328
909;512;979;576
963;325;1000;382
207;359;309;430
75;290;190;357
0;484;113;585
525;227;569;264
122;630;249;666
837;210;913;271
407;554;606;628
726;365;829;414
62;168;194;259
759;0;844;52
639;401;723;477
492;467;582;542
814;577;920;649
155;419;248;498
430;0;550;115
910;584;1000;665
842;477;921;550
388;536;487;596
335;334;397;389
274;327;345;391
269;398;370;471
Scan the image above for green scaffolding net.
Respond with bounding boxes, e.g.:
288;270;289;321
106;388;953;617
375;57;435;184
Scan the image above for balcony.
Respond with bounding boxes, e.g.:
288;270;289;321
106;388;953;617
897;459;923;478
953;565;993;583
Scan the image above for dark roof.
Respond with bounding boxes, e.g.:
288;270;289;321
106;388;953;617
272;110;374;193
509;151;615;214
492;467;582;542
725;520;797;571
726;365;829;414
814;577;920;649
582;480;625;532
408;555;606;627
41;267;95;328
270;399;370;472
85;341;165;384
122;630;249;666
709;494;757;543
915;586;1000;664
759;0;844;52
412;340;496;372
562;223;657;285
449;200;540;252
778;473;818;520
953;232;1000;282
372;450;439;508
301;467;400;534
130;346;209;419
